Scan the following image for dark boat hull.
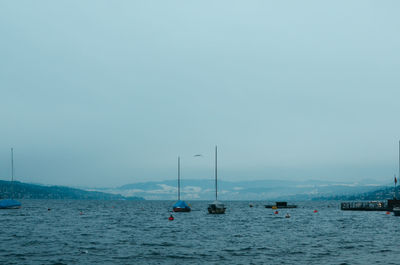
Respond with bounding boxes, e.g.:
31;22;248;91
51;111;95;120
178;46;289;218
173;207;191;212
265;205;297;209
208;204;226;214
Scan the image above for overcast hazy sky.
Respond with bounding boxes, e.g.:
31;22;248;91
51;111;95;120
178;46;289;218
1;1;400;187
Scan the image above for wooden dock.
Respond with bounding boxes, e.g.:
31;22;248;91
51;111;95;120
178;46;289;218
341;199;400;211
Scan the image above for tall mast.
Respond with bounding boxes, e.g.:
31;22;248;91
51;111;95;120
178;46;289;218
215;146;218;201
11;148;14;199
394;141;400;198
178;156;180;201
11;148;14;183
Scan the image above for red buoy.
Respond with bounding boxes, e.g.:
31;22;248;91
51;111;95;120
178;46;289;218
314;210;318;213
274;210;279;214
386;211;391;215
168;215;174;221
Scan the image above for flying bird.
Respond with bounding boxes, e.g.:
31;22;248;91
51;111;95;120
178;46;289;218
193;154;203;157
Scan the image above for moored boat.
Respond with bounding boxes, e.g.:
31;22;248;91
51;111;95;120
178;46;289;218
208;146;226;214
0;148;21;209
265;201;297;209
173;200;191;212
172;156;191;212
208;200;226;214
0;199;21;209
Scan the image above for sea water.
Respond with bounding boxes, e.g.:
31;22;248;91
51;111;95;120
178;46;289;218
1;200;400;264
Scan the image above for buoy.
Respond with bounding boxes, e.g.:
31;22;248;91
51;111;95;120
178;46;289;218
272;206;277;210
249;204;253;208
386;211;391;215
47;208;51;211
314;210;318;213
274;210;279;214
168;215;174;221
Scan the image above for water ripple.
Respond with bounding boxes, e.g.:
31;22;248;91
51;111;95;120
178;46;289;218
1;200;400;264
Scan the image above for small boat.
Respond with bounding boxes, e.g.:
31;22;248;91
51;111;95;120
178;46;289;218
208;146;226;214
208;200;226;214
172;156;191;212
393;207;400;216
173;200;191;212
0;199;21;209
0;148;21;209
265;201;297;209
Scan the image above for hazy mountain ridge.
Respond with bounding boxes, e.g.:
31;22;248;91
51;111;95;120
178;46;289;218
314;186;399;201
0;180;144;200
103;179;387;200
1;179;392;201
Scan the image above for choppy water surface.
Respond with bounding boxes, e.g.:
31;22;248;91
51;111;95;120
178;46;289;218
2;200;400;264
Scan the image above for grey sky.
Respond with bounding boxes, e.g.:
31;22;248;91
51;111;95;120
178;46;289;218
1;1;400;187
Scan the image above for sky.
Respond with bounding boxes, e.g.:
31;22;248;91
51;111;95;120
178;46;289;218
1;1;400;187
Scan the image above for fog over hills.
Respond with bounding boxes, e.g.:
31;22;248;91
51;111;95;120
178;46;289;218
95;179;387;201
0;178;393;201
0;180;144;200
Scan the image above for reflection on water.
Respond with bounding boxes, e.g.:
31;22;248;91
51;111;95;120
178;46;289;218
1;200;400;264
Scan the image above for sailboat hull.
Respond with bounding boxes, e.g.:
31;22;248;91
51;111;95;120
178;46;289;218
0;199;21;209
208;203;226;214
173;207;191;212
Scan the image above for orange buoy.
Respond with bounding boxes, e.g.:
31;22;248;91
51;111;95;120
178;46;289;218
274;210;279;214
168;215;174;221
314;210;318;213
386;211;391;215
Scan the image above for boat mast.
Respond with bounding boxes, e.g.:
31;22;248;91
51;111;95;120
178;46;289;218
394;141;400;197
178;156;180;201
11;148;14;183
215;146;218;201
11;148;14;199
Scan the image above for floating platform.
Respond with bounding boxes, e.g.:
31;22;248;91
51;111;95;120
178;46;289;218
341;199;400;211
265;201;297;209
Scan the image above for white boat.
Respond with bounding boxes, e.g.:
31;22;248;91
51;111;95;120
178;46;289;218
208;146;226;214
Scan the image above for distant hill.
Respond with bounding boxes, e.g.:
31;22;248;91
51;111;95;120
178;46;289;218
0;180;144;200
100;179;386;200
315;186;398;201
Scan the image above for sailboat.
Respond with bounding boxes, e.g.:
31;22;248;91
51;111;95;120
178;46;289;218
172;156;191;212
0;148;22;209
392;141;400;215
208;146;226;214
